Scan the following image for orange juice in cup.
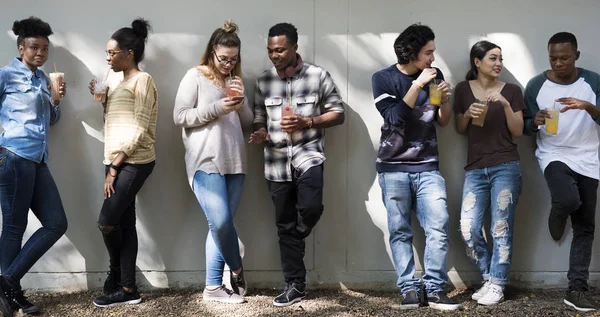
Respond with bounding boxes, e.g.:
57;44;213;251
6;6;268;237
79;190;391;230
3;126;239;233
429;79;442;106
545;104;560;135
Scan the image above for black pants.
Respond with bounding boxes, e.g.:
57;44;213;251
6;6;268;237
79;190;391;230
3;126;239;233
544;161;598;292
98;161;154;288
267;165;324;285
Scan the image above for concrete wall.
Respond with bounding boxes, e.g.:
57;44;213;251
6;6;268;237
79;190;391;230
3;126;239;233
1;0;599;291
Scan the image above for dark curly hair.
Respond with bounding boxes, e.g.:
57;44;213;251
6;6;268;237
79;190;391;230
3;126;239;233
268;22;298;45
393;24;435;64
12;16;53;47
111;18;152;65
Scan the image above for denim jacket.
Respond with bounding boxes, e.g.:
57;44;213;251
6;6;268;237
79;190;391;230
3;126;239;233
0;58;61;163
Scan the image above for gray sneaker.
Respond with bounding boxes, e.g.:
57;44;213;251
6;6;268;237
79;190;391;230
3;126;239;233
203;285;245;304
564;291;596;312
230;269;247;296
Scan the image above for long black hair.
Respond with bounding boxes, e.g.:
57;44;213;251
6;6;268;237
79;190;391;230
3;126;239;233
465;40;501;80
110;18;152;65
12;16;53;47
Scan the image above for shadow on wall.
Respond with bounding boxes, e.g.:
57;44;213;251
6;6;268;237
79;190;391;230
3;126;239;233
40;42;105;289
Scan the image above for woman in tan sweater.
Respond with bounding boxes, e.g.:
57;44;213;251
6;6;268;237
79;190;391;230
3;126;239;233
88;18;158;308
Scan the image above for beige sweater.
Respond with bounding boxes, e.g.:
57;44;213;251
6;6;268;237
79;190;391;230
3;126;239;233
173;68;253;187
104;72;158;165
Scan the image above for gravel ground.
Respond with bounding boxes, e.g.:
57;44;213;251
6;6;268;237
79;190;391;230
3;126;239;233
14;287;600;317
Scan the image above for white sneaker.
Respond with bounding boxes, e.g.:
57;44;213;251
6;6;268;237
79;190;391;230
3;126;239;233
471;281;491;300
203;285;245;304
477;283;504;306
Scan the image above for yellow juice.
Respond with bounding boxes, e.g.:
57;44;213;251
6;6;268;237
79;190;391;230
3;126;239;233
545;109;559;135
429;84;442;105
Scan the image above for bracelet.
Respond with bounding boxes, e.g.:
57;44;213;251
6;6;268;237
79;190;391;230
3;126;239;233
307;117;314;129
412;80;424;89
108;164;120;177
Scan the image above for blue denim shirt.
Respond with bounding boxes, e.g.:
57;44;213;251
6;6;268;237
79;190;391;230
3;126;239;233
0;58;61;163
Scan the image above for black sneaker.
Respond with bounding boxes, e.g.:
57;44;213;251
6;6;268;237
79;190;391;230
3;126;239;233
564;291;596;312
9;289;39;314
273;283;305;307
103;268;121;295
400;290;420;310
230;269;247;296
427;291;462;311
0;277;14;317
93;287;142;307
548;210;568;241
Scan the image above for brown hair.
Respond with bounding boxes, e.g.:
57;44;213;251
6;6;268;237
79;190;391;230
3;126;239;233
199;20;242;85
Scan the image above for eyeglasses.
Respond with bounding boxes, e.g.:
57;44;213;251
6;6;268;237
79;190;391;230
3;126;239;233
105;50;123;57
214;53;238;65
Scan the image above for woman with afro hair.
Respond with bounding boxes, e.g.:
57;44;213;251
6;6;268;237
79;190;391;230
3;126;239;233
0;16;68;316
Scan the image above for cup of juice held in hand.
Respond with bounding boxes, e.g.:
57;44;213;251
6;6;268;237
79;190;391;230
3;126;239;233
545;108;559;135
49;72;64;101
471;100;489;127
93;80;108;103
429;79;443;106
226;77;241;98
282;104;295;117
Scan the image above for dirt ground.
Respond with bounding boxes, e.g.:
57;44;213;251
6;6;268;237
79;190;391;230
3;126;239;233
14;287;600;317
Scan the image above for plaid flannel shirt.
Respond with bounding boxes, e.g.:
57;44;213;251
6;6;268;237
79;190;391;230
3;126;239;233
254;62;344;182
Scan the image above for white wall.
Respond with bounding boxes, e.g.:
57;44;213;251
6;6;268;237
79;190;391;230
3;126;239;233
1;0;600;291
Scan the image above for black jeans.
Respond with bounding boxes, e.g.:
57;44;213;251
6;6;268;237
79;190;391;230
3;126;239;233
267;164;324;285
544;161;598;292
98;161;154;288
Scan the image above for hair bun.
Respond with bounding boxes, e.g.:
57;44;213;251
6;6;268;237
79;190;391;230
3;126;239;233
11;20;23;36
222;20;238;34
11;16;53;38
131;18;152;41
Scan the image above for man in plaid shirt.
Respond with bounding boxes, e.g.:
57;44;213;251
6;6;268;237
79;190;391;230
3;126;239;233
249;22;345;307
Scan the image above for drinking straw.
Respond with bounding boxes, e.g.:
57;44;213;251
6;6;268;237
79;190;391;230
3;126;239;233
104;67;110;82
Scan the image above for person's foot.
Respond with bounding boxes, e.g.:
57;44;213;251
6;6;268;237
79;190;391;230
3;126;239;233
471;281;491;301
548;209;568;241
400;290;420;310
9;289;40;314
103;267;121;295
203;285;245;304
273;282;305;307
427;291;462;311
93;287;142;307
0;277;15;317
230;269;247;296
477;283;504;306
564;291;597;312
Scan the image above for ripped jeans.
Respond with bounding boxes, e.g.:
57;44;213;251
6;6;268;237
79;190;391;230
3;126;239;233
459;161;522;286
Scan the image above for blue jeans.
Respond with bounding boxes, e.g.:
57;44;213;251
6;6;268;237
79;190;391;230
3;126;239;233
460;161;522;286
0;148;68;286
193;171;244;286
378;170;450;296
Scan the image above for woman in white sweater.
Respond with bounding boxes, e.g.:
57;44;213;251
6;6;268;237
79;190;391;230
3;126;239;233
173;20;253;304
